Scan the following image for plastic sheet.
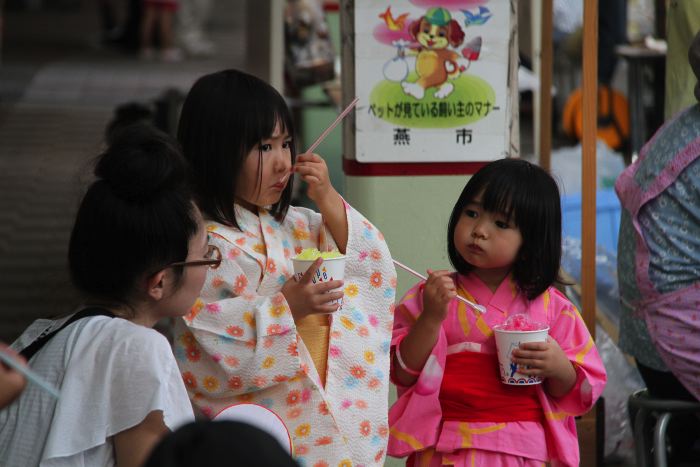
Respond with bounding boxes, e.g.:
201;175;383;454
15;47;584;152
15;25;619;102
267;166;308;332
550;141;626;196
596;323;645;462
562;239;645;462
562;237;620;325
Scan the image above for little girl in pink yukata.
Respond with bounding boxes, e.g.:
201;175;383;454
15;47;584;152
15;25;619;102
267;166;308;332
388;159;607;466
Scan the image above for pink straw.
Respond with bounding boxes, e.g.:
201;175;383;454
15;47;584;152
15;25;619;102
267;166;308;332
304;97;360;154
392;259;486;313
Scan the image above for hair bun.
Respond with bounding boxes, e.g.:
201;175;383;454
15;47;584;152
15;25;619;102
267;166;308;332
95;124;186;202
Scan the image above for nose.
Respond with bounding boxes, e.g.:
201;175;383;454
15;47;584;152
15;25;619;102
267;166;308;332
272;147;291;174
471;220;487;239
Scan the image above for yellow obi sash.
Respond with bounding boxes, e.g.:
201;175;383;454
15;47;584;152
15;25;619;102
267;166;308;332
296;314;330;386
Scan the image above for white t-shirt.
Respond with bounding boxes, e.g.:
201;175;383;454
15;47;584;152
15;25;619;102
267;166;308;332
0;316;194;467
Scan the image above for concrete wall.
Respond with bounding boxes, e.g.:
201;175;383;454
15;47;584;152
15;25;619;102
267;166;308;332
345;175;469;298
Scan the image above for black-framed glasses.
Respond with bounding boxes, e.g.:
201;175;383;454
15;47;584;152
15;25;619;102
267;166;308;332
168;245;222;269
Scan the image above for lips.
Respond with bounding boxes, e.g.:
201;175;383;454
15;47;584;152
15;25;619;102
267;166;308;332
272;175;290;191
466;244;483;254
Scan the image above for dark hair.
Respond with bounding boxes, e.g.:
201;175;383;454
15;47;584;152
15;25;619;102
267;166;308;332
447;158;562;300
143;420;299;467
68;124;198;305
177;69;296;230
105;102;154;146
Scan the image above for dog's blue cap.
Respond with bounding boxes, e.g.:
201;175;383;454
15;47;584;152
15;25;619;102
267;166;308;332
425;7;451;26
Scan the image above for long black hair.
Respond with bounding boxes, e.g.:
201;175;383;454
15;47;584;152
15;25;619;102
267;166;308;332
447;158;562;300
68;124;198;305
177;69;296;230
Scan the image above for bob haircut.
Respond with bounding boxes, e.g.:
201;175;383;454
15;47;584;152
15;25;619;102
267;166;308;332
447;158;562;300
69;124;198;305
177;69;296;230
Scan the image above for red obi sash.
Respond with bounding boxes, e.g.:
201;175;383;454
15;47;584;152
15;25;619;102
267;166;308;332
440;350;542;423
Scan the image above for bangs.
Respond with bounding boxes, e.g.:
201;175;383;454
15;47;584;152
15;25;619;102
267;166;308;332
479;178;517;223
241;90;294;153
469;160;545;228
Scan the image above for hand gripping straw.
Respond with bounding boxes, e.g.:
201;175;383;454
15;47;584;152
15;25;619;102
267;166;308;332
392;259;486;314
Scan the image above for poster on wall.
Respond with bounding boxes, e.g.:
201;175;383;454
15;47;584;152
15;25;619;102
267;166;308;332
354;0;514;163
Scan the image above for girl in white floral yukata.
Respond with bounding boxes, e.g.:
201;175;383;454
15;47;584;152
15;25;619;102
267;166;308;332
173;69;397;467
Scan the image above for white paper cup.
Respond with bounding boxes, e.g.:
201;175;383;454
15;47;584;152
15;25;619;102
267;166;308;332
292;255;346;309
493;325;549;385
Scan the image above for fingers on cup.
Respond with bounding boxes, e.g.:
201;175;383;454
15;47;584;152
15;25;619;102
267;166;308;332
312;298;341;314
519;341;547;351
316;279;344;293
299;258;324;283
317;304;340;314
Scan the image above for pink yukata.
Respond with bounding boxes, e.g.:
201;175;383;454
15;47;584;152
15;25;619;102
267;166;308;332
388;273;607;467
173;202;397;467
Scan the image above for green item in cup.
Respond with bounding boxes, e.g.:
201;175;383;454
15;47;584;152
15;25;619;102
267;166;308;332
295;248;343;260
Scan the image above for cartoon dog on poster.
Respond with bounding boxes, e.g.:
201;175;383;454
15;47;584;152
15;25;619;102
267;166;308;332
401;7;471;100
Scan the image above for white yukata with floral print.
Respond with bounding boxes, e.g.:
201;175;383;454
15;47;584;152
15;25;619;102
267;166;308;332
174;201;396;467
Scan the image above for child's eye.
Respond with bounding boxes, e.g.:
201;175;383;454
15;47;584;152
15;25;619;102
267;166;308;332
464;209;478;218
282;140;293;149
495;220;509;229
260;143;272;152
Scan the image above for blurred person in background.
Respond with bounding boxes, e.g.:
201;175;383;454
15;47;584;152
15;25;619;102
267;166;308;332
177;0;215;56
99;0;143;52
140;0;182;61
616;29;700;466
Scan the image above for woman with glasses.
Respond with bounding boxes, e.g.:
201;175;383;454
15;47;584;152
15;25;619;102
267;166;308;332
0;124;220;467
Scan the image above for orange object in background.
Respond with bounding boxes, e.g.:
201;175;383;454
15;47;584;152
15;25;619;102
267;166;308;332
563;86;630;150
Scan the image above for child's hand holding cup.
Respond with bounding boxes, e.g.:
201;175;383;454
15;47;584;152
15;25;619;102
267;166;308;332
291;248;346;313
493;314;549;385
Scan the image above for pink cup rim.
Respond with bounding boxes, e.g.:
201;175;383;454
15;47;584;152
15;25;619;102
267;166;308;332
493;325;549;334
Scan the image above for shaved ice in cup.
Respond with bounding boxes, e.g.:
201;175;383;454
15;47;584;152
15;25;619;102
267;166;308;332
294;248;344;260
292;248;346;309
500;314;546;332
493;314;549;385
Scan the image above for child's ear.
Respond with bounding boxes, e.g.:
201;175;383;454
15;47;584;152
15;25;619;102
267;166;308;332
146;270;167;301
